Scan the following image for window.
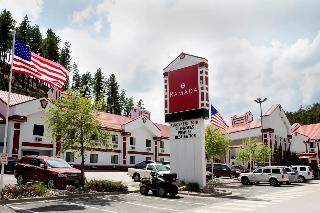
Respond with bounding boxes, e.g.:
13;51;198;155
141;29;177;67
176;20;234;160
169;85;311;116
160;141;164;149
111;155;118;164
146;139;151;147
123;137;126;141
33;124;44;136
300;167;306;171
130;137;135;146
66;152;74;162
130;156;135;164
310;142;316;148
160;158;165;162
112;135;118;144
263;169;271;173
254;168;262;173
146;157;151;161
90;154;98;163
272;169;281;174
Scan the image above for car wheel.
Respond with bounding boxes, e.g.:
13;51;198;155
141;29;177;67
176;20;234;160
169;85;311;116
269;178;279;186
133;174;140;182
47;179;55;189
139;184;149;195
17;174;26;185
168;185;178;198
286;181;291;185
298;176;306;183
158;186;167;198
241;177;250;185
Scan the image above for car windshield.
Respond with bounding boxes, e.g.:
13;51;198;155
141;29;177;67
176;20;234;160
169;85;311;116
46;159;71;168
154;164;169;171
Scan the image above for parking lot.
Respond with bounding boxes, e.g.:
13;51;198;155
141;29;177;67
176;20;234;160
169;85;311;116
2;174;320;213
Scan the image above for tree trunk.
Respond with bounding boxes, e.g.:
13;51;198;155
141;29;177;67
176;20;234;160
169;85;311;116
80;144;85;185
211;156;214;180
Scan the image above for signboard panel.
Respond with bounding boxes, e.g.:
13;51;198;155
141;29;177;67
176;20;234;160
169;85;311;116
0;153;8;165
170;119;200;140
168;64;199;114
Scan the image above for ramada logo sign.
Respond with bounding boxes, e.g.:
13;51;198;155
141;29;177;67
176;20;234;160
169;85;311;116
169;82;198;98
168;64;199;113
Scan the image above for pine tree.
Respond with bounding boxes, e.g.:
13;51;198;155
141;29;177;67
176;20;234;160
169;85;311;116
119;89;126;115
136;99;145;109
0;9;15;65
16;15;31;44
41;29;60;62
28;25;42;54
59;41;72;91
71;63;81;90
93;68;105;102
80;72;92;98
123;97;134;116
105;74;120;114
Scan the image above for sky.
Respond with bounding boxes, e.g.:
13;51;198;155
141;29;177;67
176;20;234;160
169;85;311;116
1;0;320;124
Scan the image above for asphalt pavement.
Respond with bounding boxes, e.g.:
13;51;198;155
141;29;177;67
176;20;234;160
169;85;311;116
3;180;320;213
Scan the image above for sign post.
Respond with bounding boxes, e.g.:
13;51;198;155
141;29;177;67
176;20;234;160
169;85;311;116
163;53;209;187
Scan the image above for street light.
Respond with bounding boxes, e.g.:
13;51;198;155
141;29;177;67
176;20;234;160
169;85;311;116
254;97;270;166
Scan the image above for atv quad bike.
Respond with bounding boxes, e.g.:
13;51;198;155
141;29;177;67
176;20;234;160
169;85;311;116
139;172;178;198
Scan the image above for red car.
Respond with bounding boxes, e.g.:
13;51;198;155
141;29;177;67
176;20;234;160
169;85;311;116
14;156;81;189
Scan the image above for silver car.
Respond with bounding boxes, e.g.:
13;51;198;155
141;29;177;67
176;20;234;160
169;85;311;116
281;166;298;183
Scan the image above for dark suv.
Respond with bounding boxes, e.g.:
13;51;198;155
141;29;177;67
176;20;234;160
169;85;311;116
14;156;81;189
206;163;240;178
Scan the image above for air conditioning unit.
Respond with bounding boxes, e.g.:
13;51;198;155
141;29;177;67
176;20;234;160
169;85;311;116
130;146;135;150
310;148;316;152
160;149;165;153
146;147;152;152
34;137;43;142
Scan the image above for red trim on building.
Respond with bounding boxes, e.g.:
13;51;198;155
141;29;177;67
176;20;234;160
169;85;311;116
123;140;127;164
154;141;158;161
317;143;320;158
198;62;208;68
8;115;27;122
262;128;274;133
158;153;170;157
305;143;308;153
127;151;153;156
121;132;131;136
72;164;130;171
12;129;20;155
22;142;53;148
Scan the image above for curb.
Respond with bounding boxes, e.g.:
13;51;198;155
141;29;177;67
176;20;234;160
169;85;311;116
178;190;232;197
0;191;130;205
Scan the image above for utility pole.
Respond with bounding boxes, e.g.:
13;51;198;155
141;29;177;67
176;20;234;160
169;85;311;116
254;98;269;166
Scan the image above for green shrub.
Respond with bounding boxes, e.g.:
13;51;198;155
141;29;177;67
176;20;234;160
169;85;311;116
33;182;48;194
1;184;48;199
81;180;128;192
187;182;200;192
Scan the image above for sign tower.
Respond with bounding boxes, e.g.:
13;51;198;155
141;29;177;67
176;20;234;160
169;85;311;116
163;53;209;187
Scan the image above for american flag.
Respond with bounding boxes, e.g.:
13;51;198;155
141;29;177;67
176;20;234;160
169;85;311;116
211;105;229;130
12;38;69;91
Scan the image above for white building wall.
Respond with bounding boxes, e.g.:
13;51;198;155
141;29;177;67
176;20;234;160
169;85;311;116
291;134;308;153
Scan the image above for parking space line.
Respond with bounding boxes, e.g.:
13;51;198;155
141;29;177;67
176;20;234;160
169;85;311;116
128;193;207;205
209;205;256;212
68;202;119;213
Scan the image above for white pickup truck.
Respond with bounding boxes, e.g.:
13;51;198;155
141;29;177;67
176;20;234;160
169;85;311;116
128;163;170;182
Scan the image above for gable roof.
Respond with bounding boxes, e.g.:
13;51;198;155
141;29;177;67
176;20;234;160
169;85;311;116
0;90;36;106
224;119;261;134
292;123;320;140
155;123;170;138
163;52;208;71
98;111;132;131
263;104;280;116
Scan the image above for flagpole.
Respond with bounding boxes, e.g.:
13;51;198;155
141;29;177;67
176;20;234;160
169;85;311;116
0;30;16;193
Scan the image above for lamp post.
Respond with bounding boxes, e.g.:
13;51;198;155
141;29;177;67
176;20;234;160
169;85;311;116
254;98;270;166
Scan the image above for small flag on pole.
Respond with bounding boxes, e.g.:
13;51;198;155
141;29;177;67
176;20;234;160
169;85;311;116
211;105;229;130
12;38;69;91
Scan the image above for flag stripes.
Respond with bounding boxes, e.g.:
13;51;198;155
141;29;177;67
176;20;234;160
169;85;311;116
211;105;229;130
12;38;69;91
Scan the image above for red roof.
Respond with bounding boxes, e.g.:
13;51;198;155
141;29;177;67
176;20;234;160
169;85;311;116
98;112;132;131
292;123;320;140
225;119;261;134
263;104;280;116
0;90;36;106
155;123;170;138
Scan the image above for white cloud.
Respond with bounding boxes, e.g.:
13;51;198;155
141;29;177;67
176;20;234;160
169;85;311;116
93;19;102;33
72;6;94;23
56;0;320;124
0;0;43;22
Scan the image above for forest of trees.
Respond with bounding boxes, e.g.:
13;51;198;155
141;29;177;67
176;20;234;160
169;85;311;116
0;9;144;116
286;103;320;125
